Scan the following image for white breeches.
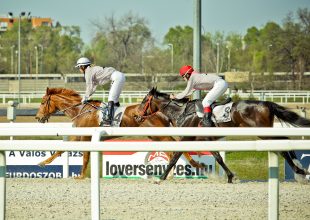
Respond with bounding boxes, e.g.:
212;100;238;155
202;79;228;107
108;71;126;103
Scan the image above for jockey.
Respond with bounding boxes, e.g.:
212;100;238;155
75;57;126;126
170;65;228;127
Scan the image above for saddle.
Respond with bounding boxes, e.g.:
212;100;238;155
195;97;232;117
174;97;233;126
98;104;126;127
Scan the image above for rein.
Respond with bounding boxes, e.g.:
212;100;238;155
43;94;100;121
57;103;82;114
140;95;155;116
70;102;103;121
137;95;172;122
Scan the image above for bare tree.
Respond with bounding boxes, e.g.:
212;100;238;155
90;12;154;73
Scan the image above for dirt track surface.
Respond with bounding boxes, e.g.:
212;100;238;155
6;177;310;220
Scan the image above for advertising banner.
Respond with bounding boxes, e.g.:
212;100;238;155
6;151;82;178
102;151;215;179
5;140;216;179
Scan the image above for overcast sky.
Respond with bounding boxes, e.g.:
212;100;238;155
1;0;309;45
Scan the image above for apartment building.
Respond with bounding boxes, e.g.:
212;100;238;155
0;13;52;31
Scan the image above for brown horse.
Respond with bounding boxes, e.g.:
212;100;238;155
35;87;205;179
137;87;310;182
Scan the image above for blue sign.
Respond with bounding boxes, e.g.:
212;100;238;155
6;165;82;178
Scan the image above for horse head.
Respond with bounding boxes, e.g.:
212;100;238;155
35;87;81;123
138;87;173;117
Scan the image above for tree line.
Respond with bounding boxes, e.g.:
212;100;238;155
0;8;309;89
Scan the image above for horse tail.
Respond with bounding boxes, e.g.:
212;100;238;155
267;101;310;127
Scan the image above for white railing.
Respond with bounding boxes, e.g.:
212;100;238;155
232;91;310;104
0;90;178;105
1;126;310;220
1;90;310;104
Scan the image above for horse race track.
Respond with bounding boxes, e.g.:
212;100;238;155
6;177;310;220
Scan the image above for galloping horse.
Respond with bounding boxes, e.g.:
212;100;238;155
35;87;205;179
138;87;310;182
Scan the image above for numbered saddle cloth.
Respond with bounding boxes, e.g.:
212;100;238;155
97;104;127;127
212;102;233;123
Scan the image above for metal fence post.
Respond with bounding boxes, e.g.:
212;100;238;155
91;130;103;220
0;151;6;220
268;151;279;220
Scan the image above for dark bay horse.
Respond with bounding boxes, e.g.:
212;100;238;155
138;88;310;182
35;87;205;179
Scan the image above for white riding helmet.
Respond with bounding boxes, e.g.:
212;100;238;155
75;57;91;68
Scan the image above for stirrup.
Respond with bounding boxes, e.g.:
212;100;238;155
101;119;112;127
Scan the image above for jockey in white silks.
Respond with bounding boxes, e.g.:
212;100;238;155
170;65;228;127
75;57;126;126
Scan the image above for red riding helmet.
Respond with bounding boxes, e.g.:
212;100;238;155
179;65;194;77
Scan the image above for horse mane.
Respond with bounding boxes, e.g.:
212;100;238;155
46;87;81;97
149;87;189;103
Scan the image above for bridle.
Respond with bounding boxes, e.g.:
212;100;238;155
40;94;96;121
138;94;172;122
40;95;53;121
140;95;156;117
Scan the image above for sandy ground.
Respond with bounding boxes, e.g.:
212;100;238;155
5;177;310;220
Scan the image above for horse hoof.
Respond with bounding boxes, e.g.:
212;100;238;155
227;173;239;183
294;173;309;184
74;175;85;180
159;176;167;181
38;163;45;167
153;178;162;185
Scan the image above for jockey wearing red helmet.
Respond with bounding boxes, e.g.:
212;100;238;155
170;65;229;127
179;65;194;79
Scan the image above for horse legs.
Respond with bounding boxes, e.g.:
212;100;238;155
148;136;177;179
75;136;91;179
164;152;175;180
160;152;209;180
183;152;206;169
160;135;218;181
38;151;64;167
74;151;90;179
280;151;309;176
210;151;234;183
159;136;198;180
38;136;81;167
288;150;297;160
160;152;182;180
261;136;309;176
149;135;206;179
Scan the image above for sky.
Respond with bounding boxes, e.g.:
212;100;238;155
1;0;309;46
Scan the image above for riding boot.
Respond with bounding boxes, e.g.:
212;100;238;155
201;112;213;127
102;101;114;126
